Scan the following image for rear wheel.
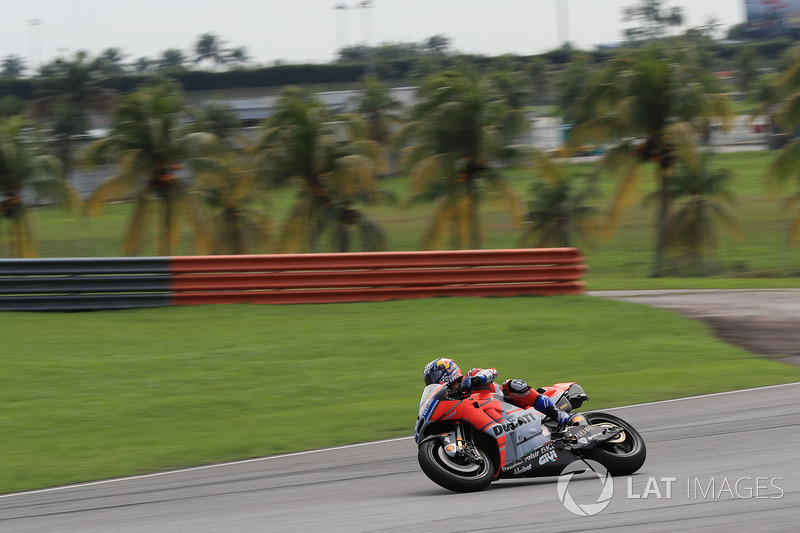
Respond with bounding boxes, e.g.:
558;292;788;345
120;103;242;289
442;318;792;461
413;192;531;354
583;412;646;476
417;438;494;493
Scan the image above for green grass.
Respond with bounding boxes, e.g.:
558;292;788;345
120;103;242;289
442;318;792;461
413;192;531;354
1;296;799;494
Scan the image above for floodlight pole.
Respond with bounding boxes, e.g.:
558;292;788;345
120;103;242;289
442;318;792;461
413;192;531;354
28;19;43;72
358;0;376;77
333;4;349;53
557;0;569;48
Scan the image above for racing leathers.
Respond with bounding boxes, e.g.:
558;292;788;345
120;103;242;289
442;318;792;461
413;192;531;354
458;368;571;427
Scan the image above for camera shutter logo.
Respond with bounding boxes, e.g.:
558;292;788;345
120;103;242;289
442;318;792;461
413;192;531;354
557;459;614;516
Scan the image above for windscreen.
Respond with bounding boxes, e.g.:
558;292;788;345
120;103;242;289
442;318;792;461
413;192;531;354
419;384;440;412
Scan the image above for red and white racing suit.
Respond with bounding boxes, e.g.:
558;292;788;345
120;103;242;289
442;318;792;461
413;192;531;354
461;368;571;426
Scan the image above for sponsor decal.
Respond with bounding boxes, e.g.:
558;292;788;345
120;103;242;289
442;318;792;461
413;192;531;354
421;397;438;419
513;464;533;475
502;441;557;472
492;412;537;436
538;449;558;465
572;426;615;445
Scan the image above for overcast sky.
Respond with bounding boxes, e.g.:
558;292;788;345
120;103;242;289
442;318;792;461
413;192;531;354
2;0;746;68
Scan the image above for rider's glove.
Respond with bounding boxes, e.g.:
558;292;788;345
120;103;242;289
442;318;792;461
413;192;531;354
460;375;473;390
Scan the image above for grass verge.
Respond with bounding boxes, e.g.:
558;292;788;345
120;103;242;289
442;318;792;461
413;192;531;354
1;296;799;494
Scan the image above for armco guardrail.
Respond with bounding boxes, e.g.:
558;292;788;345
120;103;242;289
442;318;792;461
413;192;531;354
170;248;586;305
0;257;172;311
0;249;586;311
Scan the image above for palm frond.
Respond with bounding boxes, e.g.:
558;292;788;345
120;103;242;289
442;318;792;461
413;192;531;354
9;206;38;258
768;137;800;189
789;212;800;246
408;154;451;197
422;197;455;250
604;160;642;238
86;150;144;215
122;192;151;256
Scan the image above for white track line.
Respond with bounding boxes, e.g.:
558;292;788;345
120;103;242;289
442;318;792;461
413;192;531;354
2;381;798;500
602;381;800;411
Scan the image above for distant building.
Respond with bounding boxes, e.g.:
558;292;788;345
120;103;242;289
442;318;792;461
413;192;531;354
745;0;800;38
204;87;418;127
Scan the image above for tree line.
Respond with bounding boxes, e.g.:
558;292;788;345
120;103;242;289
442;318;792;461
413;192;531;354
3;43;800;279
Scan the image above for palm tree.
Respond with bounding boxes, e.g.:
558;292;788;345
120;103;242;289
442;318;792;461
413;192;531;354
762;59;800;247
97;48;128;75
573;45;732;276
34;51;116;182
488;65;531;147
157;49;187;73
0;96;24;118
519;151;599;248
623;0;684;43
652;155;741;275
0;117;75;257
396;69;523;249
194;33;228;70
226;47;249;68
1;55;26;79
351;75;404;175
35;51;115;119
353;75;403;147
191;150;271;255
555;53;596;126
85;78;215;256
425;35;450;56
783;191;800;247
526;57;551;106
132;57;153;74
256;87;390;253
188;102;242;149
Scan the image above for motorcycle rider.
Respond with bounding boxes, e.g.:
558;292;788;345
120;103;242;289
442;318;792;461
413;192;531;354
422;358;572;427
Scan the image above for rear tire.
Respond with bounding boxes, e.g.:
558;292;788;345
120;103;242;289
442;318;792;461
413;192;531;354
417;438;494;493
583;412;646;476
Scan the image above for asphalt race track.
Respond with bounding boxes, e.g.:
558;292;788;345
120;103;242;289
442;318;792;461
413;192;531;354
1;382;798;532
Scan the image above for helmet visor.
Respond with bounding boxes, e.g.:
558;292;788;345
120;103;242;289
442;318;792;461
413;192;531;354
424;369;443;386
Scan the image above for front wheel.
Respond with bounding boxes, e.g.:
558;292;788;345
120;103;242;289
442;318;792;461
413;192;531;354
583;412;646;476
417;438;495;493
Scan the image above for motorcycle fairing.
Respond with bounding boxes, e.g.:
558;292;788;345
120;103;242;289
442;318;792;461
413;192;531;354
540;382;590;412
416;383;554;472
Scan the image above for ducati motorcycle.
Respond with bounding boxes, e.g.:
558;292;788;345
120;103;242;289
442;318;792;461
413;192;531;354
415;381;646;493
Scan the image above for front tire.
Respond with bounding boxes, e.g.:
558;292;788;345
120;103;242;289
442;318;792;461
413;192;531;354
583;412;646;476
417;438;495;493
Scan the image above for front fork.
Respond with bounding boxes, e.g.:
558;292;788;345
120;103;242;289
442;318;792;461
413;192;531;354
442;421;465;458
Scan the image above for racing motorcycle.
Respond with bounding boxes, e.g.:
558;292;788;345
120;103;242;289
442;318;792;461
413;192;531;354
415;381;646;493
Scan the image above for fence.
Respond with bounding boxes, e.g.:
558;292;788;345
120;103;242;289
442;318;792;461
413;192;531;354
0;248;586;311
0;257;172;311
